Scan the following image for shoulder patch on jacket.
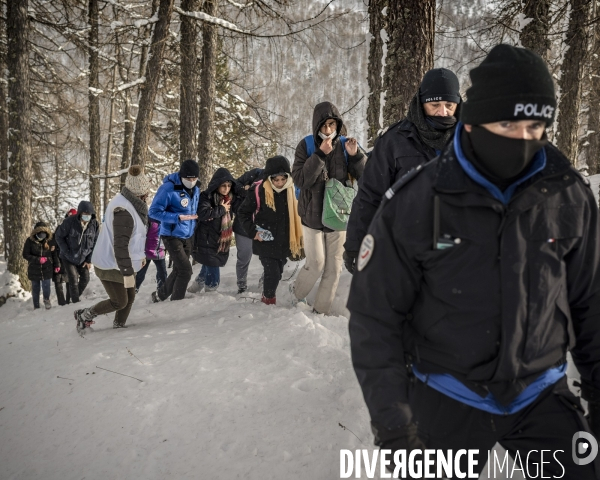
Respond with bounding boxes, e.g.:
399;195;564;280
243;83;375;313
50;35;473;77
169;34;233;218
357;234;375;272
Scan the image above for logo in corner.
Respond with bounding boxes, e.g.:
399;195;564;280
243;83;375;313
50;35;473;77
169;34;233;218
357;234;375;272
573;431;599;466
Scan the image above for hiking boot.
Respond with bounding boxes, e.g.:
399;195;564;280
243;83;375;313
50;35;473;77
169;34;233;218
187;278;204;293
44;298;51;310
237;282;247;295
74;308;96;330
113;320;128;329
261;295;276;306
151;291;162;303
204;284;218;293
289;283;307;307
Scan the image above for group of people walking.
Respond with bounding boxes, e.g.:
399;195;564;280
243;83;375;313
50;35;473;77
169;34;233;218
26;99;364;329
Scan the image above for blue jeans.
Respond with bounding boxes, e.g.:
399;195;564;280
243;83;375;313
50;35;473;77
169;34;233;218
135;258;167;291
195;265;220;290
31;278;51;308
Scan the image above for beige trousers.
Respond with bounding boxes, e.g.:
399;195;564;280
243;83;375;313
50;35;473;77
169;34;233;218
293;226;345;314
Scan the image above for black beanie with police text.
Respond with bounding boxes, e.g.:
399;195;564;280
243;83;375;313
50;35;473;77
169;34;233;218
419;68;461;105
460;44;556;126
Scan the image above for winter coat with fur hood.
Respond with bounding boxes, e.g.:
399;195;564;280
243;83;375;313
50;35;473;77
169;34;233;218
22;223;60;281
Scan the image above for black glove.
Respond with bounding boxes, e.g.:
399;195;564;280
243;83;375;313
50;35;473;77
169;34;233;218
372;422;427;475
580;379;600;437
343;250;359;274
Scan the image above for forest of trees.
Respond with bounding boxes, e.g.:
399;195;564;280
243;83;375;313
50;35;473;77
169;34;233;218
1;0;599;290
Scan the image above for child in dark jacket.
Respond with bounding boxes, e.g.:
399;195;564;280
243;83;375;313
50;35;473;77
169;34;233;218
237;156;303;305
189;168;242;293
22;221;60;309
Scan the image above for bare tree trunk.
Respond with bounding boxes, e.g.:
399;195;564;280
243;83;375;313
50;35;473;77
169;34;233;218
103;64;117;210
557;0;591;163
54;152;60;222
131;0;175;167
587;0;600;175
121;93;134;188
138;0;160;100
197;0;219;188
88;0;101;213
382;0;435;126
0;7;8;260
520;0;551;60
180;0;198;162
366;0;388;147
6;0;32;290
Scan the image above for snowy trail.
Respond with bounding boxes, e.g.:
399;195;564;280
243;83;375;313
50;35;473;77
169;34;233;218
0;244;581;479
0;255;370;480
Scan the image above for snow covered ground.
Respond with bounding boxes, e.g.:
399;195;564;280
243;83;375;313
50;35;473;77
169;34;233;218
0;241;585;479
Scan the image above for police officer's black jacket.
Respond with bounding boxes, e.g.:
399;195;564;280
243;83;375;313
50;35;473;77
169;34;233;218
347;141;600;430
345;119;438;253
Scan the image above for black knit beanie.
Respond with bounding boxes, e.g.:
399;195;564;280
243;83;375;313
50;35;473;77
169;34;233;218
460;44;556;126
263;156;291;179
419;68;461;105
179;159;200;178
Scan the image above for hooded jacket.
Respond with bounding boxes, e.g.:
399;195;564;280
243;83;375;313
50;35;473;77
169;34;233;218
291;101;366;231
237;157;293;259
233;168;264;238
347;136;600;430
192;168;241;267
148;172;200;239
22;223;60;281
54;201;100;266
345;92;461;252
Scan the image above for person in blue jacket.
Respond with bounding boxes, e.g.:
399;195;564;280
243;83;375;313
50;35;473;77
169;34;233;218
148;159;200;302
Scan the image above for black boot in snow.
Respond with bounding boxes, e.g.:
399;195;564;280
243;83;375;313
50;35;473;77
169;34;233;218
113;320;128;329
151;291;162;303
74;308;96;331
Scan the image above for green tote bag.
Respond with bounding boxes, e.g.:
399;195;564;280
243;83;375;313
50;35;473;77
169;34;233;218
321;177;356;231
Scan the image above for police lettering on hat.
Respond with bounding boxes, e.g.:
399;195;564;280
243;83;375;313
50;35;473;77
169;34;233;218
460;44;557;126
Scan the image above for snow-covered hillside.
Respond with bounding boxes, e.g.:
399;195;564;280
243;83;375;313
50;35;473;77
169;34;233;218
0;250;582;480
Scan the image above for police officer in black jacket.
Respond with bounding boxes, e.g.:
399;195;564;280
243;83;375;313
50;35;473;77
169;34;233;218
348;45;600;478
344;68;461;273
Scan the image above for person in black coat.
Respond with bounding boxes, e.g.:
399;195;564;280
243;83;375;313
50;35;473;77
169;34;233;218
189;167;241;293
53;208;77;306
237;156;303;305
22;221;60;309
344;68;462;273
233;167;263;294
54;200;99;303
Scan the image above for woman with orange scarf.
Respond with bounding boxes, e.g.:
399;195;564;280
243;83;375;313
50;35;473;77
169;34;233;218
237;156;303;305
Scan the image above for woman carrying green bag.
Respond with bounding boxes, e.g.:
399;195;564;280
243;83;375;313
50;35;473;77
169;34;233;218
291;101;366;314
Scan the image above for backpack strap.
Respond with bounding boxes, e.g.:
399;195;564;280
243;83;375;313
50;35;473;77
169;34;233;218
253;180;263;221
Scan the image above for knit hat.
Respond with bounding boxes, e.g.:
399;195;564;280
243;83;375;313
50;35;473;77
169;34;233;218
125;165;151;197
66;208;77;217
419;68;461;105
34;221;49;229
460;44;556;126
263;156;291;179
179;159;200;178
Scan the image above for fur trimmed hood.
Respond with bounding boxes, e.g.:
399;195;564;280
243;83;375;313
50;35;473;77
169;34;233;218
29;223;53;248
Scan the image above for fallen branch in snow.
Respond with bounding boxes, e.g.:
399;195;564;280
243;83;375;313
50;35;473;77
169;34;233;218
127;347;145;365
96;366;143;382
338;422;365;445
57;376;75;381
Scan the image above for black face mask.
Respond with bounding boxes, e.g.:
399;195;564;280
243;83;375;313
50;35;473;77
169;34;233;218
425;115;457;131
468;126;548;180
36;233;47;241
